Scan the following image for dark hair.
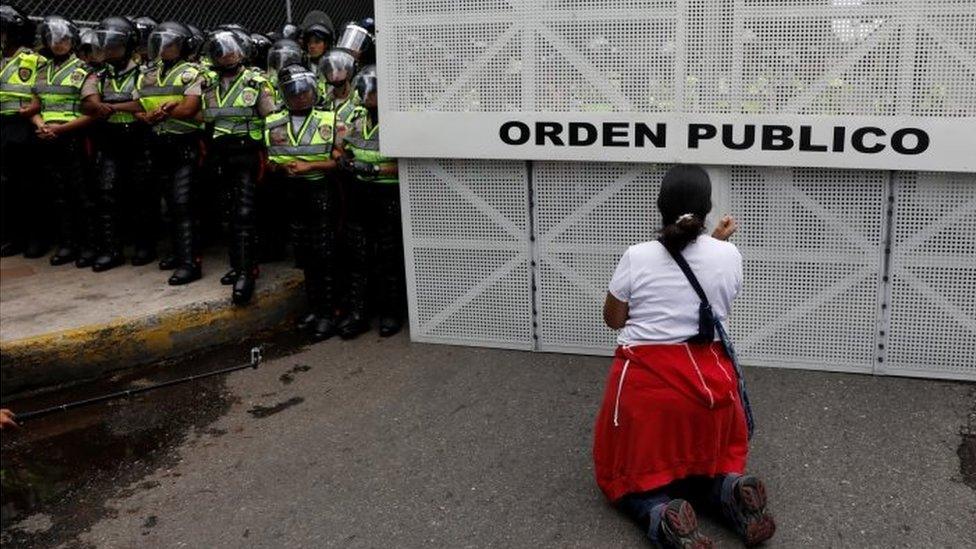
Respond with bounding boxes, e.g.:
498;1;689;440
657;165;712;253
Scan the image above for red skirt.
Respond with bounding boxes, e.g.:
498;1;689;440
593;342;749;503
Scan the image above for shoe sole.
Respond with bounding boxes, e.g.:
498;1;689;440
738;478;776;546
662;500;715;549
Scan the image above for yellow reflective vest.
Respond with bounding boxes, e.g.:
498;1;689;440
35;54;88;123
264;108;336;181
0;47;44;115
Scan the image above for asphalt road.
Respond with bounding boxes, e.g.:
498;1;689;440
2;332;974;548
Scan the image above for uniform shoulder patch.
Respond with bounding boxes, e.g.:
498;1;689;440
69;69;86;86
180;68;199;84
319;123;333;140
17;67;33;82
240;88;258;106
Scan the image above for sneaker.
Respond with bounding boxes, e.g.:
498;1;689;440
721;475;776;546
655;499;714;549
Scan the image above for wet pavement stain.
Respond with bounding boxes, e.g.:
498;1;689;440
247;397;305;418
0;331;308;548
279;364;311;385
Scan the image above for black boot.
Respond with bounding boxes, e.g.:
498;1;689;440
297;312;318;332
220;269;238;285
74;249;96;268
379;314;402;337
50;246;76;265
168;261;202;285
0;242;22;257
232;271;256;305
312;314;338;341
92;252;125;272
158;254;178;270
338;311;370;340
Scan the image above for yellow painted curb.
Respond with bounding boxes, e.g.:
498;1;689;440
1;276;304;395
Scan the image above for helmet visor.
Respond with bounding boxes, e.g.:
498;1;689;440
354;73;377;104
319;50;355;85
41;20;73;52
336;25;369;53
279;70;318;111
206;31;245;69
267;45;302;72
148;29;184;61
94;28;128;61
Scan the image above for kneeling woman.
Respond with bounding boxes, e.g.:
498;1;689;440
594;165;775;548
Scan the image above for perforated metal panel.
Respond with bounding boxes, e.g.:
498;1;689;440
529;164;888;373
532;162;666;354
727;167;887;373
884;172;976;380
400;159;534;349
379;0;976;116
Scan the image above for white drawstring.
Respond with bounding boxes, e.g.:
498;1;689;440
710;344;733;382
613;359;631;427
684;343;715;409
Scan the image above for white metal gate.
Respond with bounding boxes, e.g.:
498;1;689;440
387;0;976;380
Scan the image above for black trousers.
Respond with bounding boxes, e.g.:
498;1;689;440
0;114;40;248
343;181;404;316
150;132;200;267
93;123;155;256
285;176;339;316
39;133;88;252
210;136;260;274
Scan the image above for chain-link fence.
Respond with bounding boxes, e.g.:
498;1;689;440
21;0;372;33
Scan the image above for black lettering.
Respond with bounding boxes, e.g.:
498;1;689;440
890;128;929;155
536;122;564;146
798;125;828;152
602;122;629;147
500;121;529;145
721;124;755;150
568;122;598;146
852;127;886;153
761;125;794;151
832;126;846;152
688;124;717;148
635;122;666;148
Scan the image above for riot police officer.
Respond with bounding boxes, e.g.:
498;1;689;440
1;4;45;257
300;12;333;70
202;30;276;304
317;48;358;124
264;64;341;340
133;21;205;285
337;67;404;338
32;15;97;267
79;16;152;271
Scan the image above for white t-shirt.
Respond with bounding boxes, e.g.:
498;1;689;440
608;236;743;345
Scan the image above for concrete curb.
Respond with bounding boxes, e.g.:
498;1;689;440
0;274;305;396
